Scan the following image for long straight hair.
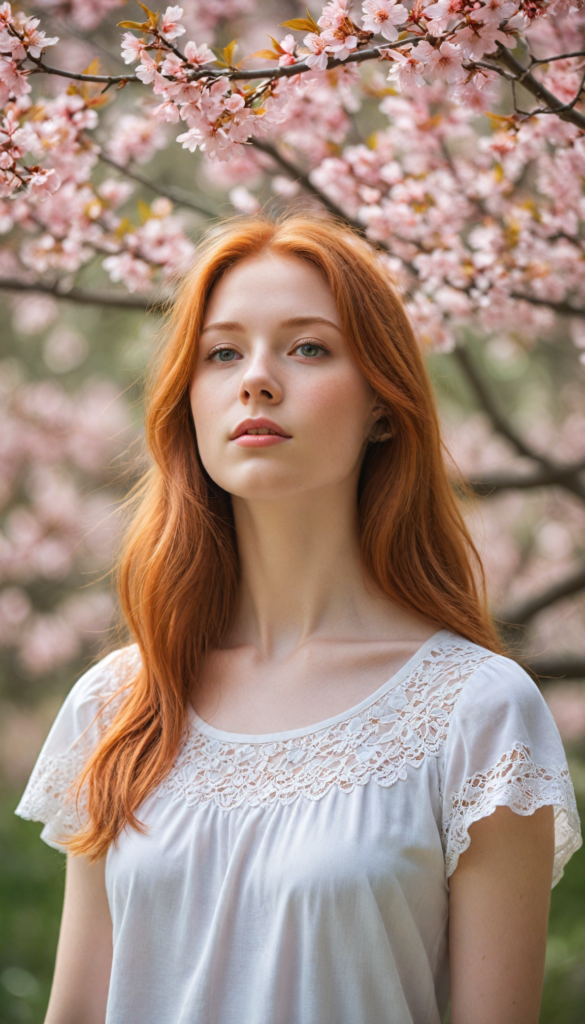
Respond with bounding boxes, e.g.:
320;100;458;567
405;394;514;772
66;212;505;861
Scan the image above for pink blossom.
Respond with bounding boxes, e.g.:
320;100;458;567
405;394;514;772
361;0;408;42
278;35;298;67
160;52;187;79
102;251;153;291
97;178;134;207
385;48;426;90
184;41;215;66
0;57;31;98
224;92;245;113
423;0;465;36
152;100;180;123
106;114;167;166
320;27;358;61
176;125;206;153
12;12;58;57
28;167;60;201
229;185;261;213
160;5;186;40
121;31;145;64
415;40;466;84
136;51;158;84
453;22;512;61
11;294;58;335
19;614;81;674
471;0;518;26
318;0;352;30
303;33;330;71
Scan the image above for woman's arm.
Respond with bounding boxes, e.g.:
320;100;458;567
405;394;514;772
449;804;555;1024
44;854;113;1024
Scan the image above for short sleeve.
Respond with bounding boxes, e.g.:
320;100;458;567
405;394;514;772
14;645;141;852
441;654;582;887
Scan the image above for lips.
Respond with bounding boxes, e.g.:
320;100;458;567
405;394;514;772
230;417;292;448
230;418;291;440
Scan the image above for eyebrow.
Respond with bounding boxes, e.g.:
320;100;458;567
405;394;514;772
200;316;342;334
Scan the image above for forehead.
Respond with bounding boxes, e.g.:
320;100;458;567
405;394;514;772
202;253;340;327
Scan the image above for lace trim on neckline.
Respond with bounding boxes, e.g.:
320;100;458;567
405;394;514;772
188;628;452;744
158;636;494;810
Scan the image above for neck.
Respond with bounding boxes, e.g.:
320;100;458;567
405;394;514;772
230;480;371;657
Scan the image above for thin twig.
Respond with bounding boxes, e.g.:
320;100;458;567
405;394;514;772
452;345;585;501
0;276;155;310
27;40;420;86
98;153;218;217
502;562;585;626
495;44;585;131
530;51;585;65
250;139;368;235
524;654;585;682
509;292;585;318
466;458;585;497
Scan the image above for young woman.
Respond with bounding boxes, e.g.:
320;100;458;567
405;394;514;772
16;214;581;1024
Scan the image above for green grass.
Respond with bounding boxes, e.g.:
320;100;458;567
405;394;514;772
0;791;64;1024
1;774;584;1023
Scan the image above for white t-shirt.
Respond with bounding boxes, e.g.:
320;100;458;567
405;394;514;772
15;629;582;1024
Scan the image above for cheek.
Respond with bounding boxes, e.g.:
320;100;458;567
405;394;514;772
299;367;372;445
190;371;229;435
188;377;225;475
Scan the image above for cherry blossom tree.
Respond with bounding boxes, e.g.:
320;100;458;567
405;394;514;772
0;0;584;699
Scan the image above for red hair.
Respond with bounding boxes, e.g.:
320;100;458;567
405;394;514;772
66;212;504;861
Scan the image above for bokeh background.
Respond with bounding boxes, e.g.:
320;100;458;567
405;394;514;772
1;1;585;1021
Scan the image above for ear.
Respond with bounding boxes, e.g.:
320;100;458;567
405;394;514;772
365;401;394;443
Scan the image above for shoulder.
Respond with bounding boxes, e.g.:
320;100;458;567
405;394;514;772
14;644;142;849
447;639;553;737
425;631;565;761
438;633;568;779
46;643;142;752
429;631;543;717
70;644;142;709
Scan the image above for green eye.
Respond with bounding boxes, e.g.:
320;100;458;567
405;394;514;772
212;348;238;362
297;342;324;358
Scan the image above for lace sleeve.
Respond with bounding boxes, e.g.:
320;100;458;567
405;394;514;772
441;656;582;887
14;645;140;851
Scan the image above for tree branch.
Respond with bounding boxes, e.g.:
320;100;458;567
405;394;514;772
452;346;550;462
28;41;420;86
524;654;585;682
465;458;585;496
496;44;585;131
0;277;154;310
452;346;585;501
98;153;218;217
250;139;370;232
509;291;585;319
502;562;585;627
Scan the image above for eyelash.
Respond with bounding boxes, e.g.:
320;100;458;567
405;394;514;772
207;340;329;361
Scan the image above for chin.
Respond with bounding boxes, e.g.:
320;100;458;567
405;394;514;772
223;469;308;502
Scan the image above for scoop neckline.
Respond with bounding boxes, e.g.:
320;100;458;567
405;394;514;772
187;628;452;744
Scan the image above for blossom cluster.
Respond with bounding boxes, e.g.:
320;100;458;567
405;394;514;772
308;77;585;352
0;356;135;674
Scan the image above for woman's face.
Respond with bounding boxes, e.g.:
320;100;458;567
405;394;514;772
190;253;378;501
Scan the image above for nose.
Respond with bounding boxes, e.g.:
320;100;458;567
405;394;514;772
239;348;283;406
